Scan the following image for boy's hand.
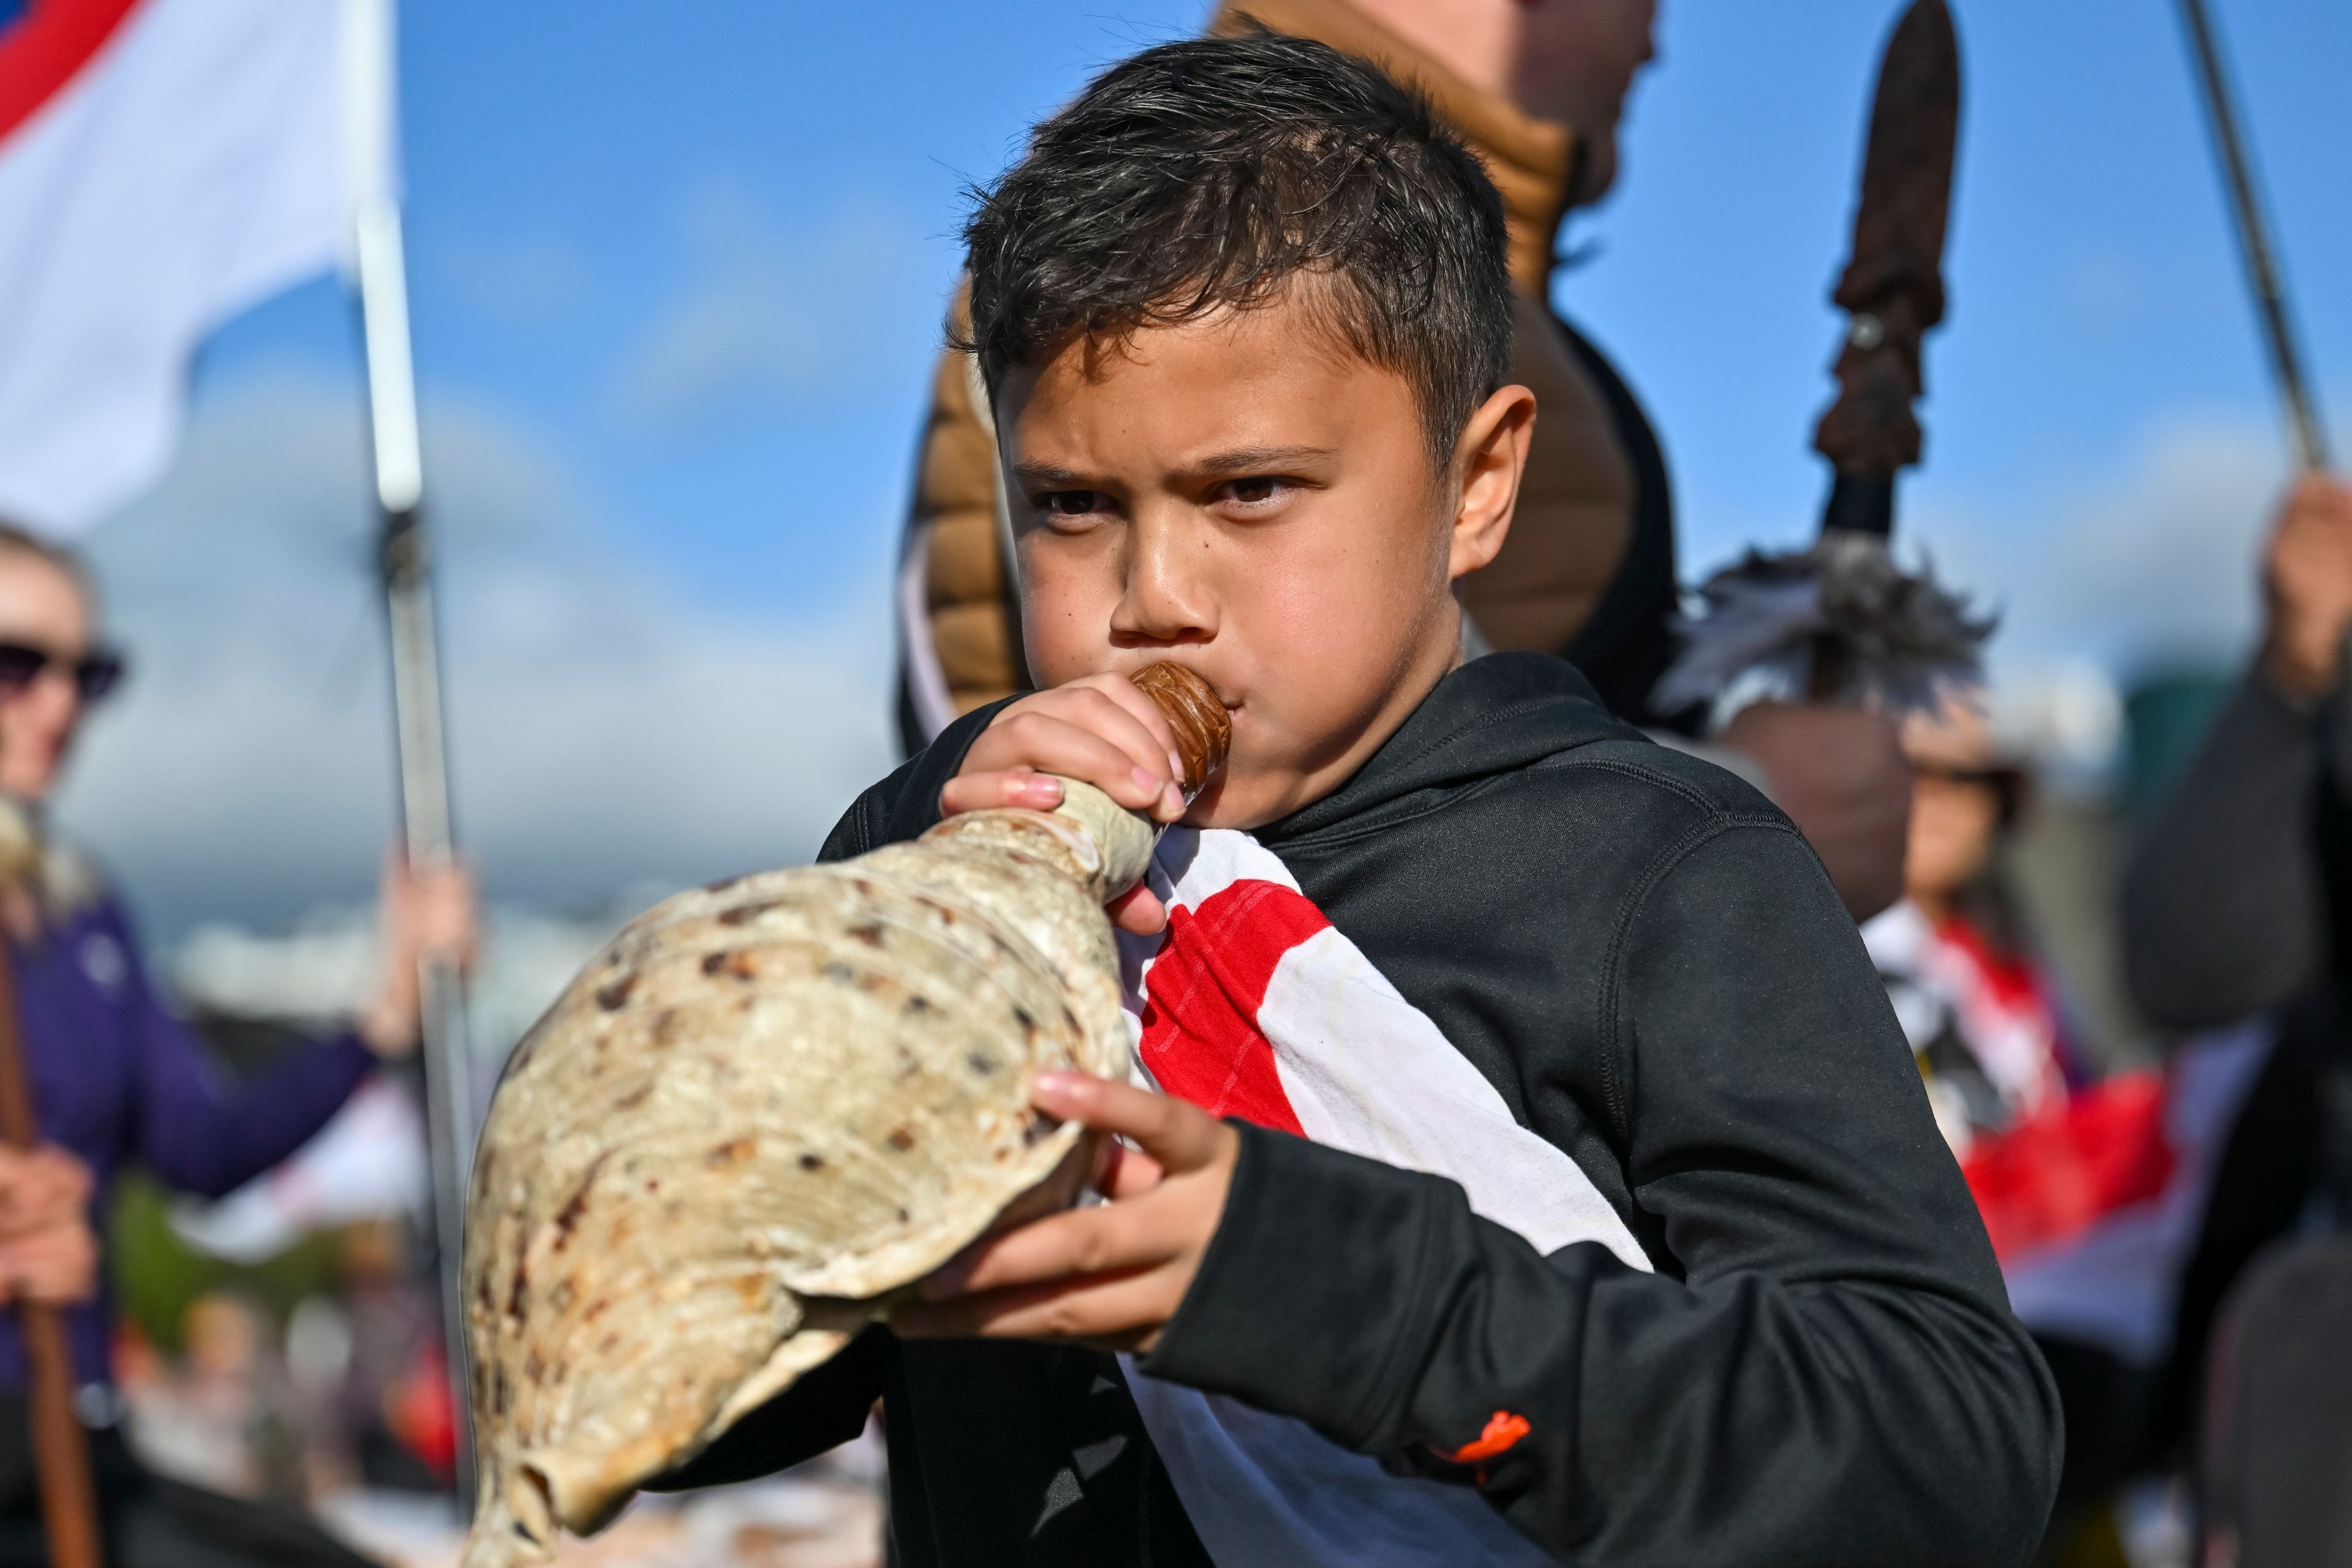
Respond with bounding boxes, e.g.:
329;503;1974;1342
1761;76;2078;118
891;1072;1237;1354
941;675;1190;934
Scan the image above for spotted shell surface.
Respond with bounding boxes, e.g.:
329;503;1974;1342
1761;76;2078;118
459;804;1135;1566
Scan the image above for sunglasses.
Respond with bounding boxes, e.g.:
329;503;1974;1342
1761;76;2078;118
0;642;126;704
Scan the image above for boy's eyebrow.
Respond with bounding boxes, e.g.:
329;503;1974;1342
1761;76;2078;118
1191;444;1336;477
1008;461;1098;490
1008;445;1337;489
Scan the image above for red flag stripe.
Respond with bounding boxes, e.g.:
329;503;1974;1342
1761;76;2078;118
0;0;143;144
1137;878;1329;1137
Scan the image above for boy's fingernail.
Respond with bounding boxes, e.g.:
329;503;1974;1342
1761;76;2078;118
1161;783;1184;819
1167;751;1186;787
1018;774;1063;805
1131;765;1162;796
1033;1069;1080;1098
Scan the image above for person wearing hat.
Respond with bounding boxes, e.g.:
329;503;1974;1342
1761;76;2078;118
1864;698;2068;1157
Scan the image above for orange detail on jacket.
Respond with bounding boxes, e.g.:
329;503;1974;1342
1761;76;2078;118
1439;1409;1531;1464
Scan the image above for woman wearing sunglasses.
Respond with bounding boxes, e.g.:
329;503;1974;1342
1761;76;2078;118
0;523;473;1566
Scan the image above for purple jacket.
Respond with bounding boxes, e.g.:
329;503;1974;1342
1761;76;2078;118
2;891;372;1390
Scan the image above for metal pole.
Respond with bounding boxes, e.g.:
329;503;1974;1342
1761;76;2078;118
345;0;475;1509
2176;0;2331;472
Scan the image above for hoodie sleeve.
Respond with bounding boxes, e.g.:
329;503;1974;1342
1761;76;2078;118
823;696;1013;862
1142;818;2061;1568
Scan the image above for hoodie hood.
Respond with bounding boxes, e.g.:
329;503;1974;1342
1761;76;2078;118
1259;652;1641;846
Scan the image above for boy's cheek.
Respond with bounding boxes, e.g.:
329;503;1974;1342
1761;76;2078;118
1016;550;1121;687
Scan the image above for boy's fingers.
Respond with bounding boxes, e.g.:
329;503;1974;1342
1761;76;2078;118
893;1266;1183;1349
969;712;1169;811
983;687;1180;802
1076;676;1186;777
1106;883;1168;935
940;770;1065;818
1042;688;1185;809
921;1200;1152;1300
1097;1139;1166;1200
1031;1073;1229;1174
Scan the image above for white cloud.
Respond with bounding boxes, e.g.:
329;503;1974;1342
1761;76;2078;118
1907;410;2308;680
610;183;940;428
60;371;896;943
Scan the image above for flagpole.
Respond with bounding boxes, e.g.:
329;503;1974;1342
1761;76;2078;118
344;0;476;1508
2176;0;2331;472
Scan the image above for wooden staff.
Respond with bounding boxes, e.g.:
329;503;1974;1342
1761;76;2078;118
0;933;102;1568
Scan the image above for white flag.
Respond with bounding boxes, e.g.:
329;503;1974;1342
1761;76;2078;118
0;0;385;535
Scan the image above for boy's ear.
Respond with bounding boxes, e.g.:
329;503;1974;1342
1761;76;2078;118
1447;384;1537;582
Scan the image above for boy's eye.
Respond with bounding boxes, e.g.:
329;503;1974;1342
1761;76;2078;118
1037;490;1114;518
1216;477;1292;507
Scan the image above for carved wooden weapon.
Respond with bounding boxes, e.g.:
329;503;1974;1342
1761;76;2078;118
1657;0;1990;717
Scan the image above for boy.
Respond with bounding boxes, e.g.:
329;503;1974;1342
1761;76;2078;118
664;33;2059;1566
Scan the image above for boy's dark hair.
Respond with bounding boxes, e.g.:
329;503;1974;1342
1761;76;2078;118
961;32;1514;471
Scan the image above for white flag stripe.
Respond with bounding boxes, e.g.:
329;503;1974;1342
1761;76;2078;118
1261;923;1649;1267
0;0;364;533
1121;827;1626;1568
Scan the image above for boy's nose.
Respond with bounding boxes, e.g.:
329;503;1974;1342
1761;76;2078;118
1110;516;1217;647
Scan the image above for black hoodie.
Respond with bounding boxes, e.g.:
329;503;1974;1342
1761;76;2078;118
660;653;2061;1567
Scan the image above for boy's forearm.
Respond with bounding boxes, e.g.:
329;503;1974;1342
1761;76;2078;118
1143;1125;2058;1567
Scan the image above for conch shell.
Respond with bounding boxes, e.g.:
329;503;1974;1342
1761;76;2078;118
459;663;1229;1565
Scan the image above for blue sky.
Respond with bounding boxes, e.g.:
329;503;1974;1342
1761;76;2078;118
59;0;2352;936
195;0;2351;620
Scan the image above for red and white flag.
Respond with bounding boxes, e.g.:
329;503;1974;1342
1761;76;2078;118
1115;828;1645;1568
0;0;382;533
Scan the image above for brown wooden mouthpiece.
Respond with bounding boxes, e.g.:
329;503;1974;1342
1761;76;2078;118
1129;663;1231;799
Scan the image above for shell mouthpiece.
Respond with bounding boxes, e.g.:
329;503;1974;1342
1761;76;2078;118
1129;663;1231;800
